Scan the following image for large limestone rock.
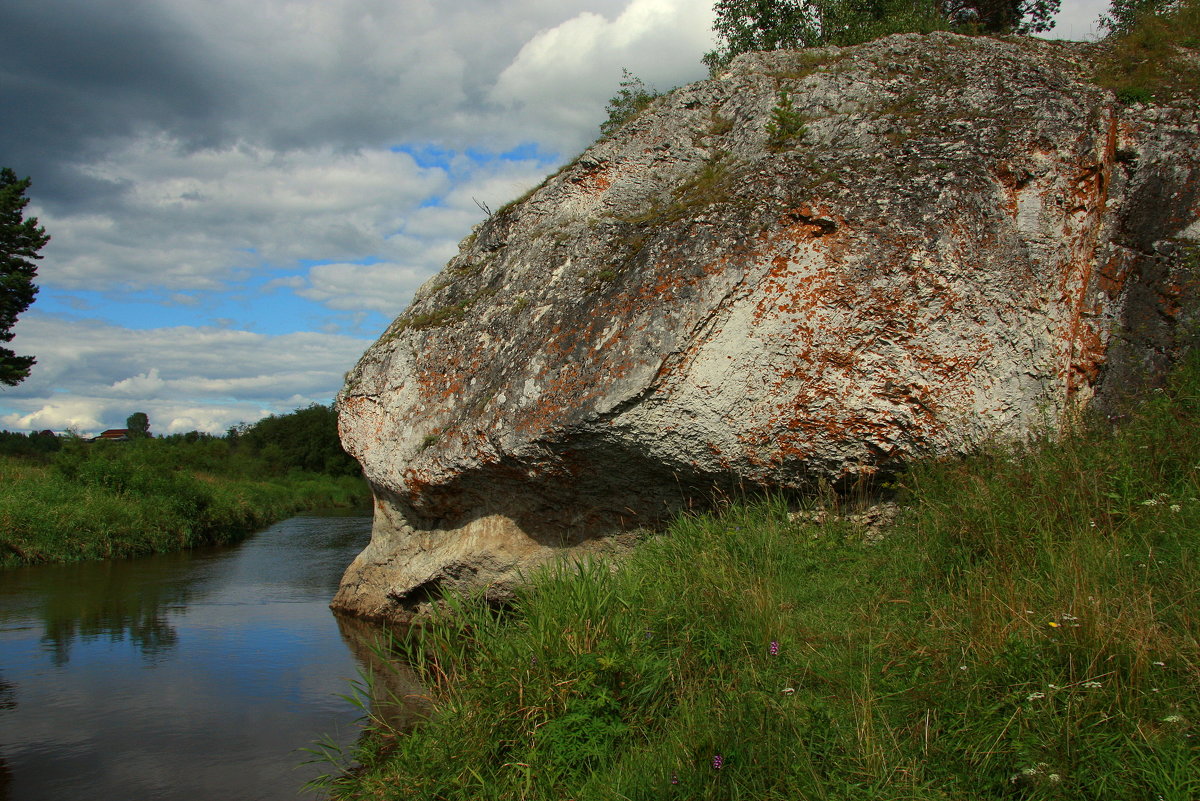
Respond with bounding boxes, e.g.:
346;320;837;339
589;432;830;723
333;32;1200;622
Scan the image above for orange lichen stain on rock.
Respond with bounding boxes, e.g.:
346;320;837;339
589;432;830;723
1067;319;1108;391
339;394;367;414
1049;144;1117;397
1095;251;1131;297
993;162;1029;219
569;162;612;195
738;217;985;454
413;354;466;407
1066;163;1106;218
1157;279;1186;321
1103;112;1119;170
496;284;657;439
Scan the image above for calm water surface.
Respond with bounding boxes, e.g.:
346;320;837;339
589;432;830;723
0;512;406;801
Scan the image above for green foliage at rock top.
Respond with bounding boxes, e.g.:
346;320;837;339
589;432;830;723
699;0;1052;74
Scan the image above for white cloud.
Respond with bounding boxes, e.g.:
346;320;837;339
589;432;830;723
1046;0;1108;40
3;399;106;434
275;153;556;313
19;0;717;331
1;313;370;434
38;140;449;292
491;0;714;150
293;262;428;313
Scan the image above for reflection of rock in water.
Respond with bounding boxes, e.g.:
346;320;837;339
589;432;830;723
335;613;430;732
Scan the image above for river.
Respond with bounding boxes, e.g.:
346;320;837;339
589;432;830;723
0;511;422;800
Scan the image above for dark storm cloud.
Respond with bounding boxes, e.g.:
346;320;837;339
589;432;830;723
0;0;637;211
0;0;227;205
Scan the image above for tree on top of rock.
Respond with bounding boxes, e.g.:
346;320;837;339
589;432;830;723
703;0;1061;74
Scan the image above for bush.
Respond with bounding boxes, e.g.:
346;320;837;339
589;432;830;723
764;90;807;151
600;70;660;137
228;403;360;476
0;429;61;460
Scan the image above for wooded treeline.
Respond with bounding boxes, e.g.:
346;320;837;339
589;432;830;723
0;402;359;477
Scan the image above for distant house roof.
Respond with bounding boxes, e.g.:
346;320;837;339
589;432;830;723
97;429;130;441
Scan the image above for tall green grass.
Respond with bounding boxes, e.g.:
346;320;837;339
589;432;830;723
322;354;1200;801
1094;0;1200;105
0;439;369;567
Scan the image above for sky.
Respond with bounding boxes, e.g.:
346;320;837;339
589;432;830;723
1;0;1109;437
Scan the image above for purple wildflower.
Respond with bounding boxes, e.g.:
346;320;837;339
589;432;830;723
671;773;679;785
769;640;780;656
712;754;724;770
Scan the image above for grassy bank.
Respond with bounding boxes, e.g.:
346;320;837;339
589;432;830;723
319;357;1200;800
0;439;369;568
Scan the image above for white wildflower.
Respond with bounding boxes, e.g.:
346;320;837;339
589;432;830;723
1162;714;1184;724
1027;692;1046;701
1082;681;1102;689
1170;504;1181;513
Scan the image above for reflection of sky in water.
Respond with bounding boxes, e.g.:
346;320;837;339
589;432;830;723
0;513;384;801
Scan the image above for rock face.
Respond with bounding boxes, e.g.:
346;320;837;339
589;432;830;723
333;32;1200;622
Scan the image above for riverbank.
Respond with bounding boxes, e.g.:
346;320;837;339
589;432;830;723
319;355;1200;800
0;448;369;568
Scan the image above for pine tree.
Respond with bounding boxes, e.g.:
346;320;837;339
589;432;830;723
0;168;49;387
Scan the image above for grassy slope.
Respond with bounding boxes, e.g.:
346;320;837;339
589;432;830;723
1093;0;1200;105
0;450;369;567
321;354;1200;800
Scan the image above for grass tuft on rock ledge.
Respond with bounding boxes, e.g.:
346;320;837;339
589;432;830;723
322;354;1200;800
